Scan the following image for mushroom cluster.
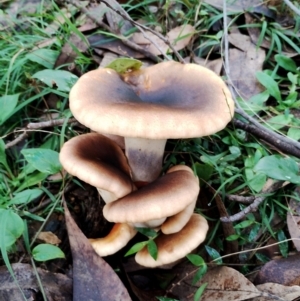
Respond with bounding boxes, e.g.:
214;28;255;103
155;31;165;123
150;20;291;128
60;61;234;267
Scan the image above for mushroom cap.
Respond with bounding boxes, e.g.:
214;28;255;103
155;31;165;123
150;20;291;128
135;213;209;267
59;133;134;200
161;199;196;234
103;165;199;223
90;223;137;257
70;61;234;139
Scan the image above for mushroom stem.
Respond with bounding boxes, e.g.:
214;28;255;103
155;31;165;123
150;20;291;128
125;137;167;182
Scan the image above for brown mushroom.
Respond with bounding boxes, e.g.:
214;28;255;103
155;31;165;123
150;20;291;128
135;213;209;267
59;133;134;203
69;61;234;182
89;223;137;257
103;165;199;227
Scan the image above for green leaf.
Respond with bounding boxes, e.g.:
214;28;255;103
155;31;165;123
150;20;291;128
194;283;208;301
255;252;270;263
265;114;292;130
193;162;214;183
256;71;282;103
186;254;205;267
234;220;255;229
0;139;8;167
192;264;207;284
21;149;62;174
147;240;158;260
287;127;300;141
226;234;240;241
32;244;65;261
0;209;24;248
248;223;261;242
205;246;222;264
0;94;19;125
16;172;48;192
106;58;142;74
136;227;158;238
275;54;297;73
277;230;288;258
7;189;43;206
26;49;59;69
254;155;300;184
32;69;78;92
125;241;148;256
247;172;267;193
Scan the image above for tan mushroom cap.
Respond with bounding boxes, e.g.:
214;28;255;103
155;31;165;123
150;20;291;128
103;165;199;224
59;133;134;201
161;200;196;234
135;213;209;267
69;61;234;139
90;223;137;257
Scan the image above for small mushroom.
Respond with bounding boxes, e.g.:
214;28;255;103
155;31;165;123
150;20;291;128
103;165;199;227
135;213;209;267
69;61;234;182
89;223;137;257
59;133;134;203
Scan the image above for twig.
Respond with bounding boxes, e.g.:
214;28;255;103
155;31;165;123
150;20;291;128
220;181;285;222
100;0;185;63
4;118;77;149
27;117;77;129
63;0;162;62
226;194;255;204
233;117;300;158
283;0;300;16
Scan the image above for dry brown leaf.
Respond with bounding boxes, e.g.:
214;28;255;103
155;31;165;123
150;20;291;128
287;187;300;251
0;263;72;301
64;201;132;301
193;57;223;75
254;253;300;286
171;266;260;301
131;24;194;55
104;0;133;35
37;231;61;245
203;0;272;15
254;283;300;301
228;33;265;100
88;33;145;58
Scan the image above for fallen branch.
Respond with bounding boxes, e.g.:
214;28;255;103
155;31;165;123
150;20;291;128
221;180;285;222
232;117;300;158
5;118;77;149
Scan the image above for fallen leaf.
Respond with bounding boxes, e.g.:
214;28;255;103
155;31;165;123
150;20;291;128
0;263;72;301
193;57;223;75
253;283;300;300
287;187;300;251
63;201;132;301
171;266;261;301
37;231;61;245
88;33;145;58
131;24;195;55
254;253;300;286
228;33;265;100
203;0;274;16
104;0;133;35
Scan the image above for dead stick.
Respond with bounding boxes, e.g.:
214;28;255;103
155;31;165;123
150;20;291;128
221;181;285;222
